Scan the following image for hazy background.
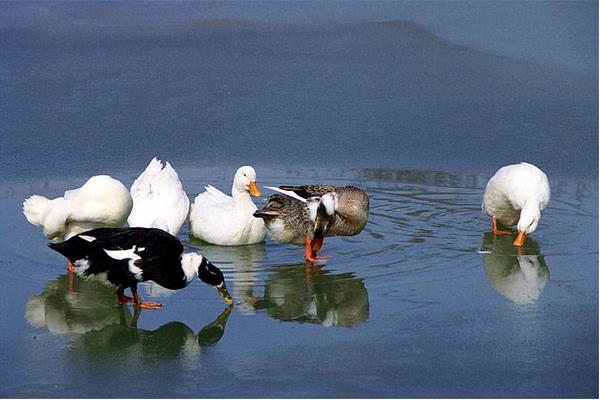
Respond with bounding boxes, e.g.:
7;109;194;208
1;0;596;77
1;1;597;185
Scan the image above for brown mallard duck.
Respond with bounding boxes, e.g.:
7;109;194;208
254;185;369;262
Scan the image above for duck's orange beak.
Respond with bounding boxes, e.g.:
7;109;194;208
248;181;261;197
513;231;527;246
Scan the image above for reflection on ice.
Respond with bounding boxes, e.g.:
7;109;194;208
480;233;550;305
70;306;232;363
257;264;369;327
187;240;266;314
25;273;116;334
186;240;369;327
25;274;232;361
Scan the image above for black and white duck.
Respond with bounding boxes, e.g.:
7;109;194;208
48;227;233;309
253;185;369;262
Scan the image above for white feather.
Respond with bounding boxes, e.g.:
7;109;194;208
103;247;141;261
482;162;550;234
204;185;231;203
128;264;144;281
103;246;144;281
320;193;338;216
128;157;190;235
181;253;202;283
189;166;265;245
22;175;132;242
73;258;91;275
306;198;320;223
264;186;307;203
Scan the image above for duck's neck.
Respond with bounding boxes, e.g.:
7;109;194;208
521;200;540;217
517;201;541;233
231;185;251;203
180;253;203;284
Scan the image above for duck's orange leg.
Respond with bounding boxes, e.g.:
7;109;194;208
67;259;76;273
130;284;162;310
491;217;512;235
304;237;330;263
304;238;319;262
115;287;134;304
303;262;322;284
68;269;75;293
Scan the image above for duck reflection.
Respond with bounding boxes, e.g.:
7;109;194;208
188;240;266;314
480;233;549;304
72;306;232;363
26;274;232;361
25;273;119;334
256;264;369;327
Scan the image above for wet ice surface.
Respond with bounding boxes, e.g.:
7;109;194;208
0;18;597;398
1;166;597;398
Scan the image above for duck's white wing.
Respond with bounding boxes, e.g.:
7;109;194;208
190;185;232;216
204;185;231;203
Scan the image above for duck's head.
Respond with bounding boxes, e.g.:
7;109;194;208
184;254;233;305
233;166;261;197
515;203;542;246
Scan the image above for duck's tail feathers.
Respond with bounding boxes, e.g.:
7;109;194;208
23;195;51;226
130;157;163;193
47;241;72;259
264;186;307;203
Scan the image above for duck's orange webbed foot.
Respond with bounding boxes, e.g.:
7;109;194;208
304;238;328;263
491;217;512;235
116;294;134;304
133;293;162;310
135;301;163;310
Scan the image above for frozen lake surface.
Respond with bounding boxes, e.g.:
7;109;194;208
0;17;597;398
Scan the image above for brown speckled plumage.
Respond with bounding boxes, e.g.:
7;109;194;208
252;194;313;245
253;185;369;245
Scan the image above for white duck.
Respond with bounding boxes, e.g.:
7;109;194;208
189;166;266;245
482;162;550;246
23;175;132;243
127;157;189;236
